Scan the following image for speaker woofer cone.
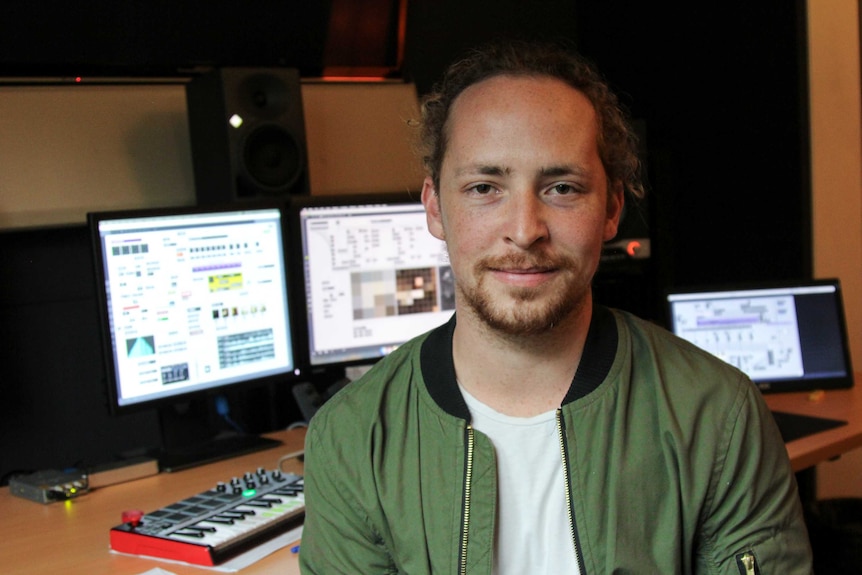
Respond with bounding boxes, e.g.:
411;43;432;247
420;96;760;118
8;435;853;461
241;124;303;193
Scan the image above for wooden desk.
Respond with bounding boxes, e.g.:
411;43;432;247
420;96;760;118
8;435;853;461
765;384;862;472
0;428;305;575
4;388;862;575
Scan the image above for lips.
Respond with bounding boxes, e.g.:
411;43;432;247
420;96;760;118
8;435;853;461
481;252;566;274
494;265;555;274
478;254;566;290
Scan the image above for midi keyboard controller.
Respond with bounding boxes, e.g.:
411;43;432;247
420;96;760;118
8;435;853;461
110;468;304;566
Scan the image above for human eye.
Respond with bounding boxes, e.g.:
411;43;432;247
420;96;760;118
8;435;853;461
466;183;498;195
546;182;583;196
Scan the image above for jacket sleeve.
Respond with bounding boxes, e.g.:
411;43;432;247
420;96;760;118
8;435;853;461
698;378;813;574
299;422;396;574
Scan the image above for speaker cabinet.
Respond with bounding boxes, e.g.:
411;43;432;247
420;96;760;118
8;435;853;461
186;67;310;203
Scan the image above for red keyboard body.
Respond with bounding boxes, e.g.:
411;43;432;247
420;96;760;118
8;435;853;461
110;469;304;566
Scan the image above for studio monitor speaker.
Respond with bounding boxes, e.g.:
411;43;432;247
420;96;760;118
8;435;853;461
186;67;310;204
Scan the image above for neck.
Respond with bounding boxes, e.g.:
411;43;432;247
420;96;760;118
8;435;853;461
452;299;593;417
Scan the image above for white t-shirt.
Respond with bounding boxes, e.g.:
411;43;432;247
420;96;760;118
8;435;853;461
460;385;580;575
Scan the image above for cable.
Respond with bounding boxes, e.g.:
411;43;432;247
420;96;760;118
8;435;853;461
214;395;244;434
277;450;305;472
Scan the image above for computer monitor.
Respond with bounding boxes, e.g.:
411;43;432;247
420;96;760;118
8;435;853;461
89;202;302;470
665;278;853;393
291;192;455;371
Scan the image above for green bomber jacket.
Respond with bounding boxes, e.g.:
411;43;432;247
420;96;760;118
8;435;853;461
299;305;813;574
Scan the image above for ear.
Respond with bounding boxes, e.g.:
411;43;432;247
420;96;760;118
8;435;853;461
421;176;446;241
603;182;625;242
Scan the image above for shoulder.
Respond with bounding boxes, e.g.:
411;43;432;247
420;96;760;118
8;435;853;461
305;324;461;448
611;308;751;389
309;334;426;433
606;308;768;440
603;307;783;473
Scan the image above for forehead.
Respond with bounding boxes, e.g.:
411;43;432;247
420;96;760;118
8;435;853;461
451;73;596;123
444;74;601;166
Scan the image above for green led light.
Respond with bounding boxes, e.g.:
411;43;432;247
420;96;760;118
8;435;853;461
242;489;257;498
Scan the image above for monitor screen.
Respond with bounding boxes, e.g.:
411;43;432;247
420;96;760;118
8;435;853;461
292;192;454;369
90;203;300;411
665;279;853;392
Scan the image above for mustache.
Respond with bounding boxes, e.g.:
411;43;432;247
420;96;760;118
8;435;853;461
477;251;575;272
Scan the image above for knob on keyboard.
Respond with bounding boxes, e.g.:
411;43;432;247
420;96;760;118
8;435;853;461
109;470;304;566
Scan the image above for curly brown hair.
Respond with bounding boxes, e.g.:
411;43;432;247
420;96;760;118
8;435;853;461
418;40;644;200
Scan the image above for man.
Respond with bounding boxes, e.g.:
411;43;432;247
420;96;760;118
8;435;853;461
299;40;812;574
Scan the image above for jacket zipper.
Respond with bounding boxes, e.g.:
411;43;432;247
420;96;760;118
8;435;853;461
459;424;475;575
557;408;585;573
459;417;581;573
737;551;757;575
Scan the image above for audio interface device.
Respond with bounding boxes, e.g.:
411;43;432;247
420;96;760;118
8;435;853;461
9;469;90;504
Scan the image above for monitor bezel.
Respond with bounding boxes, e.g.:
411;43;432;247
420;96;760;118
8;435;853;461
664;277;854;393
88;200;304;416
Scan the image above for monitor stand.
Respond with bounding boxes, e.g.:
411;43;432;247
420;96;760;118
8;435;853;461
150;398;283;472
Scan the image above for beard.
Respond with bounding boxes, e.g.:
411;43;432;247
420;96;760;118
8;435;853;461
457;251;593;337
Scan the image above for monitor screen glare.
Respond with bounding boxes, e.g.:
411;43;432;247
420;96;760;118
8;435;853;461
299;199;454;366
94;206;297;409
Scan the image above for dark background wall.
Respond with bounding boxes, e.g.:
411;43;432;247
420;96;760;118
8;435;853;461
402;0;810;316
574;0;811;316
0;0;810;481
0;2;333;77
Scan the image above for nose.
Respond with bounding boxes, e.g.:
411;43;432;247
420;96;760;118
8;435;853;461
506;192;549;249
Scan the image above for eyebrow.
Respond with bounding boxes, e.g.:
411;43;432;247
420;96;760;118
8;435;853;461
454;164;510;177
540;164;589;178
454;164;588;178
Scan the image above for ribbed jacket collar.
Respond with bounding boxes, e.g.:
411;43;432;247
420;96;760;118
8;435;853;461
419;304;619;420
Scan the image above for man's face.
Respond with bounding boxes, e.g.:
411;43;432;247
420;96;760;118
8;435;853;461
422;74;623;336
